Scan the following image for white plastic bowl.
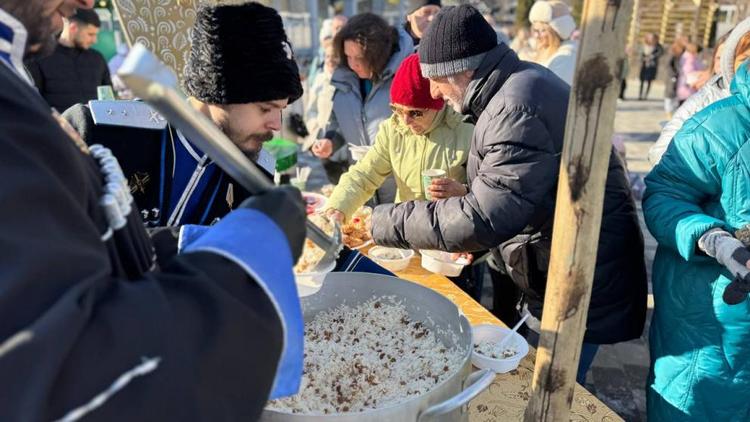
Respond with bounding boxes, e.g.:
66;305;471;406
368;246;414;272
348;144;371;161
471;324;529;373
294;259;336;297
419;250;466;277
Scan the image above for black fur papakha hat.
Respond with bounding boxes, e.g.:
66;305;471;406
183;1;303;105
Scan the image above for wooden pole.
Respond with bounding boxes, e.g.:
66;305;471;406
524;1;634;421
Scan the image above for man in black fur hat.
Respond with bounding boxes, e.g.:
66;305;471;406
65;1;303;228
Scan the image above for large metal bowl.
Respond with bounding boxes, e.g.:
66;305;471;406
262;272;494;422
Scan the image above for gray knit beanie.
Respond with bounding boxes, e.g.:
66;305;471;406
417;4;497;78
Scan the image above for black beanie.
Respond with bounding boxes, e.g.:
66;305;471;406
183;2;303;105
407;0;441;14
418;4;497;79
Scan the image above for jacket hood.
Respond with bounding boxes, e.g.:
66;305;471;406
721;16;750;84
331;27;414;94
460;43;519;122
731;60;750;101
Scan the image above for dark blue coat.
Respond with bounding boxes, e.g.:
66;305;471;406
0;54;294;422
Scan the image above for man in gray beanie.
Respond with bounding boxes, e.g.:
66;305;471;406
372;4;648;385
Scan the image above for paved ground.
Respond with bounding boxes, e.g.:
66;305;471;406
297;79;667;421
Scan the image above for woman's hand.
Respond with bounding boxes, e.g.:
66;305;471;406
312;138;333;159
326;209;345;225
450;252;474;264
429;178;468;200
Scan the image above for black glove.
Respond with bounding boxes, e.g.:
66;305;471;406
288;112;309;138
240;186;306;263
149;226;180;268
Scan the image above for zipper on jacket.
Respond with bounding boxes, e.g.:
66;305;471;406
167;155;210;226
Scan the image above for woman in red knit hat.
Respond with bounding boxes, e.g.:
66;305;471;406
325;53;473;223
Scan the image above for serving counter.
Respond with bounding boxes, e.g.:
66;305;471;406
370;250;623;421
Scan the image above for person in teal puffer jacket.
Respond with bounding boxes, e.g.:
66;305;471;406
643;60;750;421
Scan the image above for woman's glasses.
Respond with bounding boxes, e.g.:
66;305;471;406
390;105;426;120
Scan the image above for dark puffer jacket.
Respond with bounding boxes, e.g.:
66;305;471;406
371;43;647;344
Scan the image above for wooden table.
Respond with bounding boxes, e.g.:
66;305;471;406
372;251;623;421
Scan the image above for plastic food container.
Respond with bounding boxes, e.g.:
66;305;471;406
302;192;327;215
368;246;414;272
342;205;372;250
348;144;371;161
471;324;529;373
419;250;466;277
294;259;336;297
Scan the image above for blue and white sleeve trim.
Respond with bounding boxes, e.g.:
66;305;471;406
181;208;303;399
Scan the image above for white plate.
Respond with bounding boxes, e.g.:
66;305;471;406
302;192;327;213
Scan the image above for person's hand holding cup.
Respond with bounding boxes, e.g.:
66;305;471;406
422;169;445;200
429;177;468;199
450;252;474;265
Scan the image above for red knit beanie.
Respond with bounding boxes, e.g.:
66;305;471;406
390;53;444;110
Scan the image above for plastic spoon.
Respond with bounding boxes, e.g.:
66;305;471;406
494;313;530;356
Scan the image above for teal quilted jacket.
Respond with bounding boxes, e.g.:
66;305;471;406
643;61;750;421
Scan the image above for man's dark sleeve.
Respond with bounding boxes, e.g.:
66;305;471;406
24;59;44;92
371;109;560;252
100;52;112;86
63;103;97;142
0;88;288;421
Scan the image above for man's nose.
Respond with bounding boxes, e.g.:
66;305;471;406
267;110;282;132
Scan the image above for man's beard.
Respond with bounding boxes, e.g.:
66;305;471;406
447;98;463;114
239;132;274;162
2;0;59;59
25;33;58;59
73;36;87;50
445;92;465;114
445;83;469;114
218;119;274;162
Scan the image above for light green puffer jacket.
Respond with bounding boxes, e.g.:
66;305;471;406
326;106;473;220
643;61;750;421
